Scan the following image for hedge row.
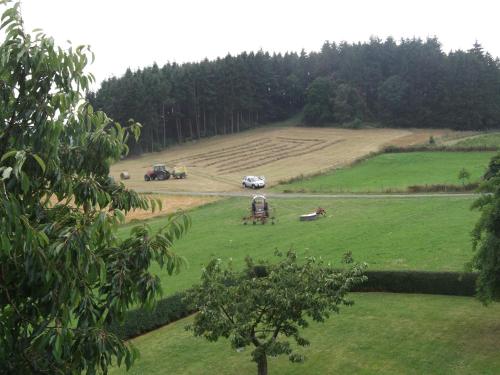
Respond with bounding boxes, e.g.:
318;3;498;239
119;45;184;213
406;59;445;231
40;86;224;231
109;270;478;340
108;292;193;340
355;270;477;296
406;183;479;193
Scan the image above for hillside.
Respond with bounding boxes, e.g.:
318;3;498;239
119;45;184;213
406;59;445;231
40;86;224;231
111;126;453;193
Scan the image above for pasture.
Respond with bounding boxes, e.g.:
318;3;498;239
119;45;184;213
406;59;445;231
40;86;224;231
109;293;500;375
452;132;500;149
274;151;495;193
110;126;453;193
118;196;478;296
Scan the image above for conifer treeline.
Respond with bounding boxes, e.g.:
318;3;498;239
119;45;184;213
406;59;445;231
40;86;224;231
89;37;500;155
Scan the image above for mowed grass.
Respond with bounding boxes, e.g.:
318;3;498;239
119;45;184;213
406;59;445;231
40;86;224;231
273;151;494;193
109;293;500;375
118;196;478;296
454;133;500;149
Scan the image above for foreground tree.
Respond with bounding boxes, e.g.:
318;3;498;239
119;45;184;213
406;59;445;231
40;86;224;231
469;153;500;303
0;2;189;373
186;251;366;375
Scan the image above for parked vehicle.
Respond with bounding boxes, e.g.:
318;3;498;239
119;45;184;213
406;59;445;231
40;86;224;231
144;164;170;181
242;176;265;189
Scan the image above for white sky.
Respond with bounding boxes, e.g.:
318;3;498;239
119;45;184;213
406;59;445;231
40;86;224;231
21;0;500;88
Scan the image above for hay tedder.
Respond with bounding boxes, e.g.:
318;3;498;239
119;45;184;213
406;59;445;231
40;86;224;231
242;195;275;225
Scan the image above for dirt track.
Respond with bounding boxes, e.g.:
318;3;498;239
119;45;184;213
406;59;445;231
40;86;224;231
111;126;457;193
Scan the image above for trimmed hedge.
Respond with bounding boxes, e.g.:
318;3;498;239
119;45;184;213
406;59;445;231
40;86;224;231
407;183;479;193
108;292;193;340
356;270;477;296
110;270;478;340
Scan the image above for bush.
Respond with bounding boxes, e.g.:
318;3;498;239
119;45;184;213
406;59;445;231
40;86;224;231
356;270;477;296
108;292;194;340
407;183;479;193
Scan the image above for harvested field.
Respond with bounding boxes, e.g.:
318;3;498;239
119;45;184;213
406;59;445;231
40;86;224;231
124;195;219;222
110;126;460;193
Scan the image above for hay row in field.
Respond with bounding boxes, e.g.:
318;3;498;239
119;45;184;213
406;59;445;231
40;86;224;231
192;140;283;166
201;141;307;168
275;137;326;143
218;139;345;174
213;141;327;171
169;138;270;164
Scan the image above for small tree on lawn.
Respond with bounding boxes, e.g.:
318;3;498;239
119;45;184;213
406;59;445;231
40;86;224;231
186;251;366;375
0;2;189;373
458;167;471;186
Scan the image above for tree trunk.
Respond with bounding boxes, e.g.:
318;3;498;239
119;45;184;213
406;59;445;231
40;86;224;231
175;118;182;143
213;112;217;135
203;109;206;136
188;118;194;139
162;103;166;148
257;355;268;375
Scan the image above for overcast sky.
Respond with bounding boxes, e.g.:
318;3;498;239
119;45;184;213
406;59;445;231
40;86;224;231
21;0;500;88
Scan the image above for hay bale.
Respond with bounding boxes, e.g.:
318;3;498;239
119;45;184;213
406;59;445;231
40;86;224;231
120;171;130;180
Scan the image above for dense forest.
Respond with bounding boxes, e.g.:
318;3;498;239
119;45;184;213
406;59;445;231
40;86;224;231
89;37;500;155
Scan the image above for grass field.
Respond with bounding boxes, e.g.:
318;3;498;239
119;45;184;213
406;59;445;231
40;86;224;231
110;126;454;193
118;196;478;296
109;293;500;375
273;152;494;193
453;132;500;149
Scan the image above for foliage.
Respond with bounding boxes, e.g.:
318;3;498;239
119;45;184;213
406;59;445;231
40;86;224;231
108;292;192;340
357;271;476;296
458;167;471;185
302;77;336;125
469;153;500;303
185;251;366;375
0;2;189;374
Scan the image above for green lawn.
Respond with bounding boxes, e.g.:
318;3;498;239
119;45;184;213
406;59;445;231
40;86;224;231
273;152;494;193
454;133;500;149
110;293;500;375
118;196;478;296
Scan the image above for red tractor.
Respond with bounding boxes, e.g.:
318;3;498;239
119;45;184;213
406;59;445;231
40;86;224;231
144;164;170;181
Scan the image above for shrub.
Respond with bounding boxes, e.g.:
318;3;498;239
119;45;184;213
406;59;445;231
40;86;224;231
356;270;477;296
407;183;479;193
108;292;194;340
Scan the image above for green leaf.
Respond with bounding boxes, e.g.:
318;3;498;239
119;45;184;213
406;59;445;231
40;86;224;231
1;166;12;180
32;154;46;173
21;171;29;194
1;150;17;162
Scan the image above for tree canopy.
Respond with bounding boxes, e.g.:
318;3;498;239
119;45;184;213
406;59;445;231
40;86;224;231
470;153;500;303
186;251;366;375
0;1;189;373
91;38;500;155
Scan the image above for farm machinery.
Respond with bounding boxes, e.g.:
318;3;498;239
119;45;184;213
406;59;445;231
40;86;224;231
243;195;275;225
144;164;187;181
299;207;327;221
